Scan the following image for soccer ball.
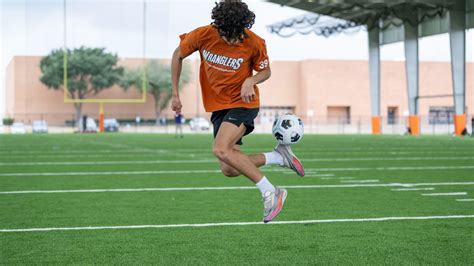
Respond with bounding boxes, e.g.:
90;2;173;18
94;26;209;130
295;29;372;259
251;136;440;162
272;114;304;145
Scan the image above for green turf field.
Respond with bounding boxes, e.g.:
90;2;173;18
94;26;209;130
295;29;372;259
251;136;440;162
0;133;473;264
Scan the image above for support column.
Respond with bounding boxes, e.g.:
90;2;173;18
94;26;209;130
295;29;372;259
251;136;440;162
404;21;420;135
99;102;104;133
368;27;381;135
449;0;467;135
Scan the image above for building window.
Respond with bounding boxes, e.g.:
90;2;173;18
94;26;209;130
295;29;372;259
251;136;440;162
387;106;399;125
429;106;454;124
259;106;295;125
327;106;350;124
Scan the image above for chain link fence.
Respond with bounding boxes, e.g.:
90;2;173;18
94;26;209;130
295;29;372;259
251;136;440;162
2;112;473;135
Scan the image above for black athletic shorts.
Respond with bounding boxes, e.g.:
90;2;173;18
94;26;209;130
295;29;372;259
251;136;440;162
210;107;259;145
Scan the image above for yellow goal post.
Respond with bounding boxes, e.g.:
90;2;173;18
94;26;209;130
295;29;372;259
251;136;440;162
62;0;148;132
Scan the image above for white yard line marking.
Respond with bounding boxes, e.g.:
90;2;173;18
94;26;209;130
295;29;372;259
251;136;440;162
0;149;179;156
2;165;473;177
1;182;474;195
338;177;355;180
391;188;435;191
303;157;474;162
0;147;463;154
1;157;474;166
2;147;473;154
3;153;473;160
305;174;335;178
373;166;474;171
340;180;380;183
0;187;256;194
318;166;474;171
1;215;473;233
0;159;218;166
0;154;161;159
456;199;474;202
422;192;468;196
0;170;223;177
321;177;336;180
0;153;208;160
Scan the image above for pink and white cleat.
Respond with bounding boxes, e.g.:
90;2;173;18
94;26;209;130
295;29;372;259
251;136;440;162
275;144;305;177
263;187;287;223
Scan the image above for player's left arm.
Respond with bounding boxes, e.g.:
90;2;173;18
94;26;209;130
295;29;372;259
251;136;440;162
241;36;271;103
241;68;271;103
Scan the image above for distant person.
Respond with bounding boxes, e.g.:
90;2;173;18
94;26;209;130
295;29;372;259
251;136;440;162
82;115;88;132
160;117;167;126
171;0;304;223
472;117;474;137
175;113;184;138
135;115;141;126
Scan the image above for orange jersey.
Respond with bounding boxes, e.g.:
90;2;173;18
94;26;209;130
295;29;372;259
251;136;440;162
179;25;270;112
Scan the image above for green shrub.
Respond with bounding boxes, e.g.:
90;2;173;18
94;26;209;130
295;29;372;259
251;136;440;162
2;118;14;126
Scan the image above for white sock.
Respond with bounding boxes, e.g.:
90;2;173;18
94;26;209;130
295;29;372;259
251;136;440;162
256;176;276;195
264;150;284;166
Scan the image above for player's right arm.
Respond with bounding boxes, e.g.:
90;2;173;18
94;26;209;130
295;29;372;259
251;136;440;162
171;47;185;114
171;27;202;114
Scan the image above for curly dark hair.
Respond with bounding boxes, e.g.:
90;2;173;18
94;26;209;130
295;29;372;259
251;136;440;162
211;0;256;43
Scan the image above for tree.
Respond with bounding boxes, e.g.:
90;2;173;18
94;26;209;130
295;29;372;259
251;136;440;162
40;47;124;128
121;60;190;124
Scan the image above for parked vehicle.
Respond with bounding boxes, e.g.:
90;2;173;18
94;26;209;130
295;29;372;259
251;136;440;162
84;117;98;133
104;118;119;132
11;122;26;134
189;117;210;131
32;120;48;133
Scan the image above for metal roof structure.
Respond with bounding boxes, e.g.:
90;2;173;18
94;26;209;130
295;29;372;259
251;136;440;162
267;0;474;44
266;0;471;136
267;13;364;37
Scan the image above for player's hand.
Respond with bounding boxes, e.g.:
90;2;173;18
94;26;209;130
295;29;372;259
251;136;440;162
171;97;182;114
241;78;256;103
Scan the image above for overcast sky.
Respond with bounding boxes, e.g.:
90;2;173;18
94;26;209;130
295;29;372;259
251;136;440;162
1;0;472;119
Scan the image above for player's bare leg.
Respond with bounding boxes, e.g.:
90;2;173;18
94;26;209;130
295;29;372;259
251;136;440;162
219;143;303;177
213;122;264;183
219;145;265;177
213;122;287;223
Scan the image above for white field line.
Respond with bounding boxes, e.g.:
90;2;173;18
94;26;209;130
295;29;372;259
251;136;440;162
0;159;217;166
0;148;447;154
0;153;236;159
2;165;474;177
338;177;355;180
456;199;474;202
0;149;163;155
0;147;184;156
391;188;435;191
422;192;468;196
0;169;223;177
303;157;474;162
0;154;201;160
1;157;474;166
340;180;379;183
1;182;474;195
3;152;474;160
2;147;473;154
1;215;473;233
305;174;336;178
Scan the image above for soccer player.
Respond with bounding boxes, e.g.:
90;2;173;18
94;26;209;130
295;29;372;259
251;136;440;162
175;113;184;138
171;0;304;223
